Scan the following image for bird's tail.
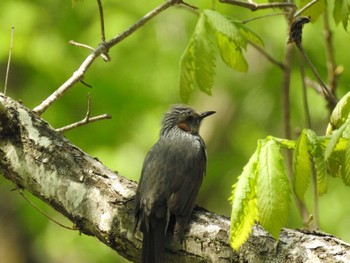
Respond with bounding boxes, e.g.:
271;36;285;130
141;218;166;263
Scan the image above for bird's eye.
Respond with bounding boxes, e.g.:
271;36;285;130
186;115;194;122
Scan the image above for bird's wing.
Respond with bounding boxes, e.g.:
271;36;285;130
167;136;207;235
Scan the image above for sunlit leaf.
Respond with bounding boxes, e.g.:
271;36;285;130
305;130;327;195
325;120;348;160
179;13;216;102
343;140;350;185
229;150;259;251
216;34;248;72
293;130;312;201
257;139;290;239
327;91;350;134
234;21;264;47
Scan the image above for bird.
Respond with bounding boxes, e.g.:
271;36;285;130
134;104;215;263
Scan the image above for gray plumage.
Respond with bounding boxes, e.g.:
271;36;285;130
134;105;215;263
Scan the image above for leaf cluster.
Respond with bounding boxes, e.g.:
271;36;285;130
179;10;263;102
229;92;350;250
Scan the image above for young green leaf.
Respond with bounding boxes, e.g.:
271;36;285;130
305;129;327;195
343;140;350;185
179;13;216;102
229;150;259;251
293;129;313;201
204;9;263;72
327;91;350;134
257;139;290;239
333;0;350;30
325;118;350;160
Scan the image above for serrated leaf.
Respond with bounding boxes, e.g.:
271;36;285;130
325;118;350;159
333;0;350;30
234;21;264;47
298;0;326;22
217;34;248;72
343;140;350;185
204;10;250;72
327;91;350;134
257;139;290;239
179;13;216;102
293;130;313;201
305;130;327;195
204;10;244;46
230;150;259;251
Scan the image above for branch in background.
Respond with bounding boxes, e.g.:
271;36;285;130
298;53;312;129
249;41;286;70
32;0;180;116
296;42;338;109
56;94;111;133
218;0;296;11
323;10;340;95
97;0;106;42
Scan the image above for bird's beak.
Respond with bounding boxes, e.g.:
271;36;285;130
199;111;216;120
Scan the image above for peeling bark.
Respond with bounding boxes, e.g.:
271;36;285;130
0;93;349;262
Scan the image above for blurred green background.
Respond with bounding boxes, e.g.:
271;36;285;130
0;0;350;262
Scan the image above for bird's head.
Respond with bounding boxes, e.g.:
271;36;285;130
160;105;215;136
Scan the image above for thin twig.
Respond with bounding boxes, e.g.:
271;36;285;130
97;0;106;42
323;10;338;95
57;114;112;133
294;0;319;18
4;27;15;96
69;40;95;51
33;0;179;115
218;0;296;11
298;53;312;129
242;12;289;24
305;77;323;95
249;41;286;70
17;189;77;230
295;42;338;109
56;94;112;133
69;40;110;62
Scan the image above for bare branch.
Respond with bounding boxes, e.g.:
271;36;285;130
218;0;296;11
33;0;179;116
97;0;106;42
56;94;112;133
249;41;286;70
4;27;15;96
295;42;338;109
323;10;339;94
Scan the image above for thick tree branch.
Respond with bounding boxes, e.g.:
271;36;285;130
1;93;350;262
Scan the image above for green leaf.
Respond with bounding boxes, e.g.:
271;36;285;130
327;91;350;134
293;130;313;201
179;13;216;102
305;130;327;195
325;119;348;160
233;21;264;47
298;0;326;22
333;0;350;30
257;139;290;239
204;9;259;72
229;150;259;251
343;140;350;185
216;34;248;72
